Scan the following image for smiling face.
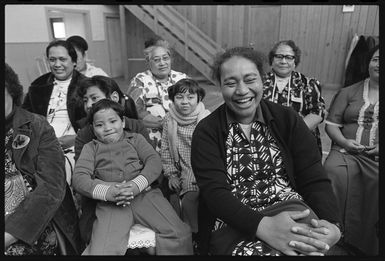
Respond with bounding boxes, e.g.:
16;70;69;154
148;46;171;80
173;91;199;116
48;46;76;81
92;108;125;144
83;86;108;114
272;44;296;78
220;56;263;124
368;49;379;82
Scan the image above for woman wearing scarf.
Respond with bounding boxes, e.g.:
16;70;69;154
161;79;210;241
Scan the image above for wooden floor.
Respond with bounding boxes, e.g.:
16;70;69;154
113;76;338;162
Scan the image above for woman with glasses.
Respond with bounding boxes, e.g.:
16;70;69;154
263;40;326;154
127;37;188;152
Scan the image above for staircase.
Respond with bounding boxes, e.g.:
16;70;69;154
124;5;224;84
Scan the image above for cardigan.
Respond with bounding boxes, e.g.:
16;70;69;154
5;107;81;254
74;116;151;162
22;70;87;132
74;117;154;244
73;131;161;201
191;100;341;254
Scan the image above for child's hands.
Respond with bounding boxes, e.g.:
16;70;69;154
115;181;140;207
168;176;181;192
105;185;121;202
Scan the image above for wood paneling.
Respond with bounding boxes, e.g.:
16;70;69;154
278;5;379;89
124;5;378;89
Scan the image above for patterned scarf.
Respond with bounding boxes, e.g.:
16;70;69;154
167;102;210;166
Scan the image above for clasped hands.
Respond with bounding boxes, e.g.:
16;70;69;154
105;180;140;207
257;209;341;256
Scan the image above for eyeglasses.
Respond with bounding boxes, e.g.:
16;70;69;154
151;55;170;64
273;54;295;61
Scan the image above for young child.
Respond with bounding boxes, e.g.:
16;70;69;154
73;99;193;255
160;79;210;238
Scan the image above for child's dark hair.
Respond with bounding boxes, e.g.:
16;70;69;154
87;99;125;125
168;78;206;102
78;75;138;119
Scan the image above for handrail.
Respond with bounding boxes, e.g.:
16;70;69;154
124;5;221;83
139;5;223;59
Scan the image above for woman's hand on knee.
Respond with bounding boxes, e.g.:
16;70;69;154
256;210;328;256
290;218;341;254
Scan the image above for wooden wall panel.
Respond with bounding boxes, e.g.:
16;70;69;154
125;5;378;89
247;6;280;54
278;5;379;89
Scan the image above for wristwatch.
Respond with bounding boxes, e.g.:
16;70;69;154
332;222;344;239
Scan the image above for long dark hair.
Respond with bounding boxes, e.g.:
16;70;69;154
78;76;138;119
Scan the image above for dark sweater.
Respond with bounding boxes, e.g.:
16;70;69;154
22;70;87;132
191;100;341;254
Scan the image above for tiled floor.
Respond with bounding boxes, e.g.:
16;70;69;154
114;76;338;161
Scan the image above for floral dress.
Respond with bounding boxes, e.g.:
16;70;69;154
263;71;326;153
128;69;187;152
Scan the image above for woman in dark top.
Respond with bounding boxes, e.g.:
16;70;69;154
191;47;342;256
5;63;81;255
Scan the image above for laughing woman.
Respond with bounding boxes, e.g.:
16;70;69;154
191;47;341;256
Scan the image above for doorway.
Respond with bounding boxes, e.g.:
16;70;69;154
105;14;123;78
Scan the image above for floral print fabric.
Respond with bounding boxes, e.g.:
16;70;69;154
263;71;326;153
128;70;188;152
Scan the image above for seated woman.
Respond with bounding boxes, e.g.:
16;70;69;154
73;99;193;255
323;45;379;255
67;35;109;77
74;76;156;252
4;63;81;255
263;40;326;154
127;37;188;152
160;78;210;238
191;47;342;256
22;40;88;184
